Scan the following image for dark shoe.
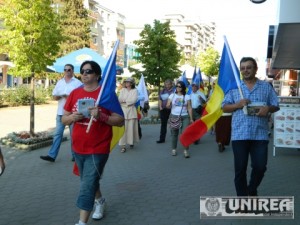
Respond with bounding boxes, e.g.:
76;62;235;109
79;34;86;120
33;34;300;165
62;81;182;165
129;145;134;149
156;140;165;143
194;140;199;145
71;157;75;162
40;155;55;162
218;143;225;152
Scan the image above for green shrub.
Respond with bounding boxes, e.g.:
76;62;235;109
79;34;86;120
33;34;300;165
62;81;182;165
3;86;30;106
2;86;48;106
0;92;4;106
35;87;48;104
45;85;55;99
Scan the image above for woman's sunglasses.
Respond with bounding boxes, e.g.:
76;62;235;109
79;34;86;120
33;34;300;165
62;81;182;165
80;69;94;75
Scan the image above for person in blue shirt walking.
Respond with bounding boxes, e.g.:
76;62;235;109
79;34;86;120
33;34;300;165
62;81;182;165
222;57;279;196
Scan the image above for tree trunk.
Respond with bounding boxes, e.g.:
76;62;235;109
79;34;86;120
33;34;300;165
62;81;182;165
30;73;35;137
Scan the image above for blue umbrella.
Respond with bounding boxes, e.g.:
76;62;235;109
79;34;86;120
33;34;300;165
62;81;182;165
52;48;108;73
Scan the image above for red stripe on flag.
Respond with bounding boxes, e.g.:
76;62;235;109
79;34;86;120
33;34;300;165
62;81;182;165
179;119;208;147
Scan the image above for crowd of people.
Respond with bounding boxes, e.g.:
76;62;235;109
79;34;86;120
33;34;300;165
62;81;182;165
1;56;282;224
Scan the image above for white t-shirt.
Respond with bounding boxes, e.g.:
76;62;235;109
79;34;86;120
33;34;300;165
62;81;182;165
52;77;82;115
190;90;206;108
169;93;191;116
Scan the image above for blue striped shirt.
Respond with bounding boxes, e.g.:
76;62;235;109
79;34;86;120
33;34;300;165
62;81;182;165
222;79;279;141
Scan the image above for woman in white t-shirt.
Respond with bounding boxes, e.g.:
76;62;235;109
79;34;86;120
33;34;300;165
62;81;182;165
166;81;193;158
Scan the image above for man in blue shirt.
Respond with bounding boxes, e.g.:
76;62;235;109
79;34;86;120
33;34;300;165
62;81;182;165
222;57;279;196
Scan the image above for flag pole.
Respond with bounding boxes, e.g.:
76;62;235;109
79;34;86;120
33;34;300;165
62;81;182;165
86;40;120;133
223;36;244;99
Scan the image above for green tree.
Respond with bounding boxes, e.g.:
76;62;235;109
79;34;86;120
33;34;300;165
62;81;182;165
132;20;181;87
197;47;220;93
57;0;91;56
0;0;63;136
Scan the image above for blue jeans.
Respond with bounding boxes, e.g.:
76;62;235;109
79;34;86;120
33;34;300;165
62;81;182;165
48;115;73;159
75;153;109;211
232;140;268;196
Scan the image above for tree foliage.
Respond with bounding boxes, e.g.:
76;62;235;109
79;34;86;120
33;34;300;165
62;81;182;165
197;47;220;77
132;20;181;86
57;0;91;56
0;0;62;76
0;0;63;136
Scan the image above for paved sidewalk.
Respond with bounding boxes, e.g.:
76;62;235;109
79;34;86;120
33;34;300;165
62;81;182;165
0;102;58;138
0;104;300;225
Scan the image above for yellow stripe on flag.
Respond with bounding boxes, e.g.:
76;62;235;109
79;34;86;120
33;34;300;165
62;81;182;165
110;126;125;151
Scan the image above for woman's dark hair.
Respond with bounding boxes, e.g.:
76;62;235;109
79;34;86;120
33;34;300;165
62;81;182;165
240;57;258;69
175;80;186;95
80;60;102;81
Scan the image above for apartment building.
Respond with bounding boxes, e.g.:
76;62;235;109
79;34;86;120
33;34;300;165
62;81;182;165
162;14;216;60
124;14;216;65
83;0;125;68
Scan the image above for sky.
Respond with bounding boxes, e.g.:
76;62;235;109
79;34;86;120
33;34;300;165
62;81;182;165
98;0;279;78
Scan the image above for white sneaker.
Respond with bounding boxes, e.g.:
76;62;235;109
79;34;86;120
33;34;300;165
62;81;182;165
183;149;190;158
172;149;177;156
75;221;86;225
92;198;106;220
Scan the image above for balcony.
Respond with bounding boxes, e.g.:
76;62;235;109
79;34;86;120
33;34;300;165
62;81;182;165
89;11;99;20
90;27;98;35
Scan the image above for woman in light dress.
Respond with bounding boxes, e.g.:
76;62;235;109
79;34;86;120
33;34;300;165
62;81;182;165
118;78;139;152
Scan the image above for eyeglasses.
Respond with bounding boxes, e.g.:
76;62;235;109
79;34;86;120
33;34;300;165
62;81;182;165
176;86;182;88
64;68;72;72
80;69;94;75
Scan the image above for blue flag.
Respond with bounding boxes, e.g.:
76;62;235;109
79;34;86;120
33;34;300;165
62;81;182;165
218;41;240;94
192;66;197;84
98;40;124;117
180;70;189;87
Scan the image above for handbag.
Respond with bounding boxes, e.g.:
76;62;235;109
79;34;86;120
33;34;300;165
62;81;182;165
169;116;182;130
169;95;185;130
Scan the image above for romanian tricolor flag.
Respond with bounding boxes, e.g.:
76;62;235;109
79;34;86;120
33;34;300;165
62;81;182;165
98;40;125;150
180;37;240;147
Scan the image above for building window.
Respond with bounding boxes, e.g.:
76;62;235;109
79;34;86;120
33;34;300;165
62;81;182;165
93;37;97;45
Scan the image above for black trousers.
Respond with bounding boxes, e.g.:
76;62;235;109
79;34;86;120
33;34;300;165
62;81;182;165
159;108;171;141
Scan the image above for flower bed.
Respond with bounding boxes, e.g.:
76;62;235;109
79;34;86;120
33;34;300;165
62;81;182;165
0;130;67;151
